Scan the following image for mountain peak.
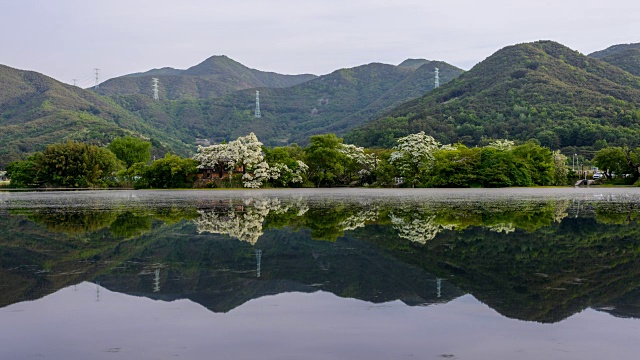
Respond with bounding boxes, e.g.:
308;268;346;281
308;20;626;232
398;59;431;70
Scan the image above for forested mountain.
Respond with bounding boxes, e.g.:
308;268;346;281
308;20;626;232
95;55;317;100
110;60;464;146
589;43;640;76
0;58;462;166
0;65;191;166
589;42;640;59
346;41;640;150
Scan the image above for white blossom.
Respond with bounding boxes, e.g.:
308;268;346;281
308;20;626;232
389;212;442;244
487;139;515;151
195;198;307;244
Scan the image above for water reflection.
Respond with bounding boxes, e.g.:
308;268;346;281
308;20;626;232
2;191;640;324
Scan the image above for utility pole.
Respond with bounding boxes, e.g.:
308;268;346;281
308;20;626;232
94;68;100;89
72;79;77;87
152;78;159;100
254;90;261;118
434;68;440;88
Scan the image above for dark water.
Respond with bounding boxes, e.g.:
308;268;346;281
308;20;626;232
1;188;640;359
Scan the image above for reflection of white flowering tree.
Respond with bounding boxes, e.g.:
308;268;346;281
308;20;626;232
389;132;441;186
389;212;442;244
194;198;307;244
486;223;516;234
338;208;379;231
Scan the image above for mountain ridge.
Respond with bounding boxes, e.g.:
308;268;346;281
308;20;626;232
345;40;640;150
95;55;317;100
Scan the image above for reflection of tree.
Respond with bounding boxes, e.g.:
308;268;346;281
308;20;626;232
595;202;639;225
195;198;381;243
390;212;442;244
12;207;197;239
110;212;152;238
194;198;309;244
388;201;562;244
21;210;118;236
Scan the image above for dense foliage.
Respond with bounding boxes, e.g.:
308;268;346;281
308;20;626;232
6;141;122;188
108;136;151;168
135;153;199;189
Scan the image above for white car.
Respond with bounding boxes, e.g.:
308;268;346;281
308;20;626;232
592;172;603;180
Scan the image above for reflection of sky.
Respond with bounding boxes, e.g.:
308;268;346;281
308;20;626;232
1;283;638;360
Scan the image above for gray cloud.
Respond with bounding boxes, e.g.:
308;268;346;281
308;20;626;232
1;0;638;85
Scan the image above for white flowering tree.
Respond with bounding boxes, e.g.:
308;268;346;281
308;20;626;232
194;133;303;188
389;132;442;186
339;143;378;185
487;139;515;151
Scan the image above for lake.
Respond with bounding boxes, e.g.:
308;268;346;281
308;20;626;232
1;188;640;359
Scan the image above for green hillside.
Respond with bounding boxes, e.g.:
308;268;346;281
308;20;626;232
346;41;640;150
95;55;317;100
595;48;640;77
589;42;640;59
111;61;464;146
0;65;191;167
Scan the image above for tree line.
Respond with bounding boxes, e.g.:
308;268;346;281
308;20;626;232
5;132;640;189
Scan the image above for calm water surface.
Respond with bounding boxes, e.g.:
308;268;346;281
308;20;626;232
1;188;640;359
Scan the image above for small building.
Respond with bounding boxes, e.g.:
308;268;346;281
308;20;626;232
195;138;211;147
195;162;244;187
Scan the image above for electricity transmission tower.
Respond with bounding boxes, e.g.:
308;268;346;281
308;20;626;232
434;68;440;88
152;78;159;100
254;91;261;118
154;269;161;292
72;79;77;87
256;249;262;278
94;68;100;89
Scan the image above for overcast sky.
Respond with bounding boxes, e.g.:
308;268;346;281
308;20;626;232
1;0;638;86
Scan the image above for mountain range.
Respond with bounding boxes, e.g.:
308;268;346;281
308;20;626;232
95;55;317;100
346;41;640;150
1;40;640;167
0;56;462;166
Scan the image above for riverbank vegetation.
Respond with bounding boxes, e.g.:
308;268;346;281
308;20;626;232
4;132;640;189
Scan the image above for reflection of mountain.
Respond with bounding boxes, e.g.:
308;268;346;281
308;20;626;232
0;213;462;313
96;229;462;312
357;217;640;323
3;195;640;323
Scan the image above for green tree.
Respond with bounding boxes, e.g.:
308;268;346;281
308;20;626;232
304;134;349;187
593;147;629;180
108;136;152;168
36;141;121;187
136;153;199;189
5;157;39;188
428;146;482;187
512;142;555;186
480;147;532;187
